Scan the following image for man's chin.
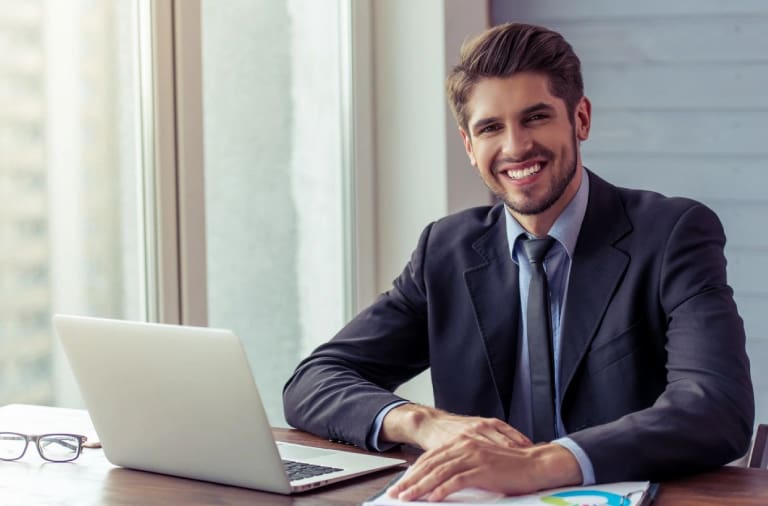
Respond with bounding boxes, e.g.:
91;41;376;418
505;201;555;216
502;192;557;216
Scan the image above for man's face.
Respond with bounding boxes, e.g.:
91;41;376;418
460;72;590;224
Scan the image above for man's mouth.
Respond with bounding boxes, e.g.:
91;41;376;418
502;162;544;180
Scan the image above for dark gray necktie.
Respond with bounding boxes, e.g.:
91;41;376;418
522;236;556;442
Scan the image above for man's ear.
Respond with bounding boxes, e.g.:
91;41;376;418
575;96;591;141
460;128;477;167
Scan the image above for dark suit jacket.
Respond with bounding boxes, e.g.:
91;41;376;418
283;170;754;482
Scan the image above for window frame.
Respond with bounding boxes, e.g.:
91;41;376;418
147;0;488;327
142;0;206;325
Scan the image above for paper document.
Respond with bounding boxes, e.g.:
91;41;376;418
364;479;652;505
0;404;100;447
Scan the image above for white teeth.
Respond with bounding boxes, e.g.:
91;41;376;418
504;163;541;180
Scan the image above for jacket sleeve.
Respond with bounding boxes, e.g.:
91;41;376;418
282;223;435;449
569;204;754;482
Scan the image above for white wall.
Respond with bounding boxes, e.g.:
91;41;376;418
371;0;490;294
369;0;489;405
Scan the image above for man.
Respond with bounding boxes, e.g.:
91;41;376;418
283;22;754;501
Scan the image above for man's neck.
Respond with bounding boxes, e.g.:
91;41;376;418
511;212;558;238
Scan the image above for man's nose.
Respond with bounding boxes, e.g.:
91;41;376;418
501;125;533;159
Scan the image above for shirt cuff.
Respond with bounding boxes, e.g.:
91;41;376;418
366;400;410;451
553;437;596;485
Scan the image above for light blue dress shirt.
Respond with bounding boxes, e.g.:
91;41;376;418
367;168;595;485
504;167;594;485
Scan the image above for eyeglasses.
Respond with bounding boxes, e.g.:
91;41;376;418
0;432;88;462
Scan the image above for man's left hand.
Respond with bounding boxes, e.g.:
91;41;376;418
387;437;582;502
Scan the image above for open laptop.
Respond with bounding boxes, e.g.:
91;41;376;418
53;314;405;494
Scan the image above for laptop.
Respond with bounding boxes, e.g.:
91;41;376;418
53;314;405;494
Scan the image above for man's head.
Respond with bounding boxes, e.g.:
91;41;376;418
447;23;591;235
446;22;584;132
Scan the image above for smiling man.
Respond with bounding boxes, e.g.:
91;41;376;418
283;23;754;501
459;73;587;236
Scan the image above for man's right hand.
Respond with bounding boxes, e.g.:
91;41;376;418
379;404;532;451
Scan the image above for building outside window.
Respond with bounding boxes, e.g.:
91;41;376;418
0;0;141;407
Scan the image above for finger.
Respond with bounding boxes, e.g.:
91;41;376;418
494;423;532;447
389;466;434;498
483;419;531;447
426;469;478;502
468;419;531;448
472;429;505;447
388;454;441;497
387;450;445;497
387;470;413;497
397;456;471;502
390;445;467;498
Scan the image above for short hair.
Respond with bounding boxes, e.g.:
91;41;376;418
446;22;584;131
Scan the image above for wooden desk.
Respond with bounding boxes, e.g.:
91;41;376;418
0;428;403;506
0;426;767;505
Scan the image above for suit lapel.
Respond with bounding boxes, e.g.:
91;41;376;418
464;206;519;419
560;173;632;396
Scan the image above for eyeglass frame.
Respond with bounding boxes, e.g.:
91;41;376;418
0;432;88;462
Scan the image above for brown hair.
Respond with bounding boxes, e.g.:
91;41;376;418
446;22;584;131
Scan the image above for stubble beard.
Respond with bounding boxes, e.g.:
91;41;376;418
495;133;579;216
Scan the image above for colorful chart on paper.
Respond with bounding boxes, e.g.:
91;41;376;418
540;489;626;505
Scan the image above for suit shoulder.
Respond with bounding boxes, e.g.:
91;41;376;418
614;184;716;223
435;204;500;226
407;204;504;269
428;204;502;241
586;171;725;246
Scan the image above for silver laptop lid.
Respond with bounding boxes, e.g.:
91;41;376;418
53;315;293;493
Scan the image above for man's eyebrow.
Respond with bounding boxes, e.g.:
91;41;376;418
521;102;556;116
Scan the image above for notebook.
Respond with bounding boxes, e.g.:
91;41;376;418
53;314;405;494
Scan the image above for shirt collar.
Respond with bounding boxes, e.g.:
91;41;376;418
505;166;590;262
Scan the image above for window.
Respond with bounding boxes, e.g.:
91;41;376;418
1;0;358;423
199;0;349;425
0;0;143;406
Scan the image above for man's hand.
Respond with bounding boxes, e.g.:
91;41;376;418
379;405;581;502
380;404;532;450
388;438;582;502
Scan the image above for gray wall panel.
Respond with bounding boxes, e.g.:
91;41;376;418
587;110;767;155
739;298;768;340
585;155;767;201
495;0;768;21
586;66;768;109
537;18;768;64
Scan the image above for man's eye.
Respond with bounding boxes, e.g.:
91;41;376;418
526;114;548;123
479;124;501;134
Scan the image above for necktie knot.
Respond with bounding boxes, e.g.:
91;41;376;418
522;236;555;265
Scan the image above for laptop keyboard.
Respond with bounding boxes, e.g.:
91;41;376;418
282;459;343;481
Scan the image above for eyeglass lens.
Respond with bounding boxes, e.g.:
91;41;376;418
38;435;82;461
0;433;27;460
0;433;82;462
